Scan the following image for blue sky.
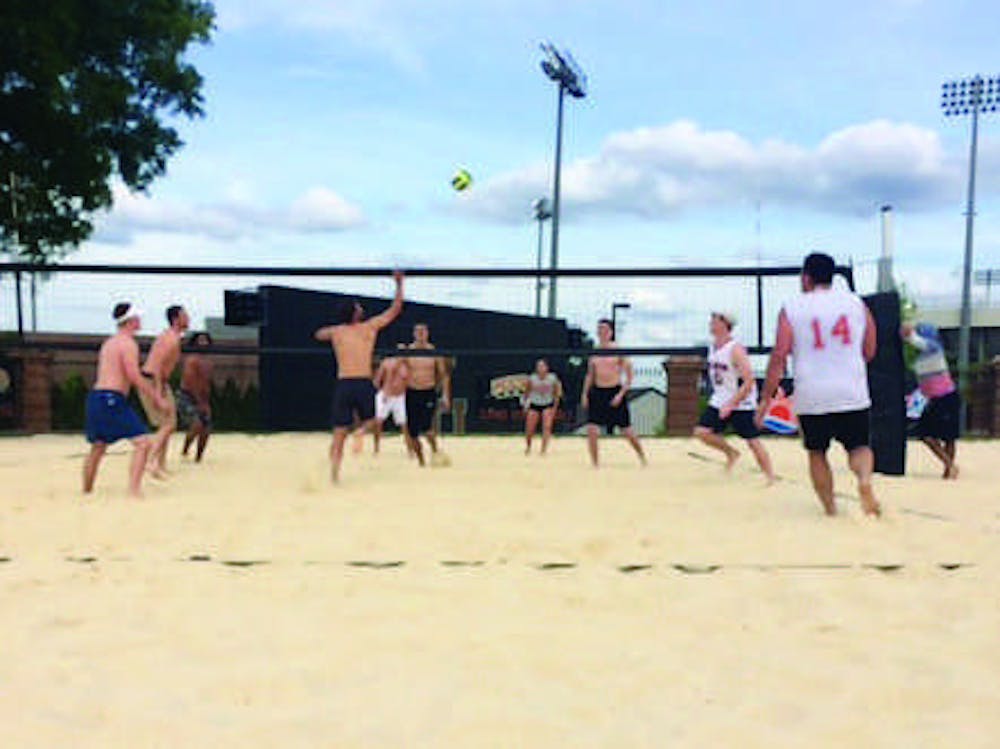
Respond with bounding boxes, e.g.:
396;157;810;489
11;0;1000;343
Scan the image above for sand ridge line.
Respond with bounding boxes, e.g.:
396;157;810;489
0;555;978;574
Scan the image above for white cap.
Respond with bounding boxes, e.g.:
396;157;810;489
712;310;738;328
114;304;143;324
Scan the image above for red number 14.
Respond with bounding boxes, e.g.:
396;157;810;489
811;315;852;349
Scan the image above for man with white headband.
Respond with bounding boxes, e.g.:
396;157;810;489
83;302;167;498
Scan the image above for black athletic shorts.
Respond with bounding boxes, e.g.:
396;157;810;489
332;378;376;428
586;386;630;430
528;401;555;413
406;388;438;437
698;406;760;440
916;391;961;442
798;408;871;453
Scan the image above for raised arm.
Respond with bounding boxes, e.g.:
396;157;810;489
370;271;405;331
863;305;878;363
314;325;336;343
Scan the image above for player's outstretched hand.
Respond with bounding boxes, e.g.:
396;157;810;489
393;269;405;284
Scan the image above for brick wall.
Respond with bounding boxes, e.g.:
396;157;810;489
3;334;259;432
664;356;704;436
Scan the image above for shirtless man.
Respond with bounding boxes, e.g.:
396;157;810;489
756;252;881;517
139;305;189;476
405;323;452;466
581;318;646;467
371;351;410;454
179;332;214;463
83;302;167;498
315;272;404;482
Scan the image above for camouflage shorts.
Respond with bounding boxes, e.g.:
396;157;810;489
176;389;212;431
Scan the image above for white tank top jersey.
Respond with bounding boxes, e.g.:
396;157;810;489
707;339;757;411
783;288;871;415
526;373;559;406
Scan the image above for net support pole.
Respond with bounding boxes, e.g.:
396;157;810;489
756;272;764;349
14;269;24;339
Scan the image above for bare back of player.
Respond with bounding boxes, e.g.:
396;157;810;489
180;332;214;463
139;305;189;476
315;272;404;482
84;303;166;498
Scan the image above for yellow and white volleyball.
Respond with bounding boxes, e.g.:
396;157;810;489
0;367;10;395
451;168;473;192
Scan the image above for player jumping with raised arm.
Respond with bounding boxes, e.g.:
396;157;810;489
314;271;404;483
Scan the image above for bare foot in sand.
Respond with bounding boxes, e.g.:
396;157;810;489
859;483;881;517
725;449;741;472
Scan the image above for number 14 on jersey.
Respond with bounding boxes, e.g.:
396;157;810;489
811;315;852;349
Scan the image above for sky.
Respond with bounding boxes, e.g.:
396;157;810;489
5;0;1000;348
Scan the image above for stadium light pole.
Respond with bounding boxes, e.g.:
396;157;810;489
531;198;553;317
974;268;1000;307
540;42;587;319
941;74;998;431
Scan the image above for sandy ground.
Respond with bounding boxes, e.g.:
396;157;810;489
0;432;998;748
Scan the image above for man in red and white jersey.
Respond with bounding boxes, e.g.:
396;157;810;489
756;253;881;517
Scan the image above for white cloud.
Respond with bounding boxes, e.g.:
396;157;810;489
459;119;977;224
216;0;433;74
288;187;367;233
94;184;367;243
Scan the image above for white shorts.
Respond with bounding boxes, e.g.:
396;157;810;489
376;391;407;426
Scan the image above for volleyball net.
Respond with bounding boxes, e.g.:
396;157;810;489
0;260;867;438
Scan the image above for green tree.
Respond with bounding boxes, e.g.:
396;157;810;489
0;0;215;261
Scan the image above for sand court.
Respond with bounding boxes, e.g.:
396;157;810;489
1;433;998;747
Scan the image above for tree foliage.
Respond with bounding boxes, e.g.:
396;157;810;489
0;0;214;261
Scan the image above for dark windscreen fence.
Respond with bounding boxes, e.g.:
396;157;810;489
1;260;884;441
864;292;906;476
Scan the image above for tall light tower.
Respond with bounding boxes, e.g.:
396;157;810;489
540;41;587;319
531;198;552;317
941;74;998;430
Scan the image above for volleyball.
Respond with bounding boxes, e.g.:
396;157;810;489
451;168;472;191
762;398;799;435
